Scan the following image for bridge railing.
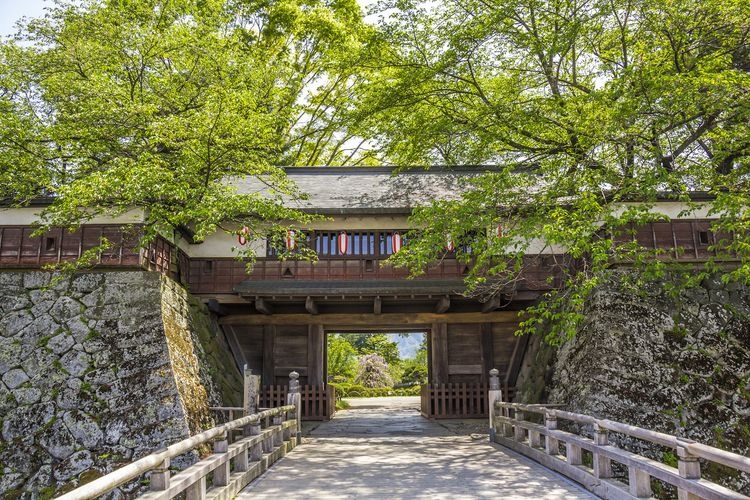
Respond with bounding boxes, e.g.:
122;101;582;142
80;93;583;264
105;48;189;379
59;373;303;500
492;400;750;499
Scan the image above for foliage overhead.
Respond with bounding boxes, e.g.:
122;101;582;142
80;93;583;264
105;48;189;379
355;0;750;342
0;0;378;254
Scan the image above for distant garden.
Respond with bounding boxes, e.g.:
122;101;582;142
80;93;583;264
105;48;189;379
327;333;427;401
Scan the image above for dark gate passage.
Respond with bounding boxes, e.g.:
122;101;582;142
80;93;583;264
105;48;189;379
217;289;529;420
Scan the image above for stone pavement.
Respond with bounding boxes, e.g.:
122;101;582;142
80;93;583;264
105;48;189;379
237;396;595;499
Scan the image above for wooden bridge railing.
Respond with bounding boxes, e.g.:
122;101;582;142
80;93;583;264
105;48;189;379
59;373;303;500
421;381;516;418
488;385;750;499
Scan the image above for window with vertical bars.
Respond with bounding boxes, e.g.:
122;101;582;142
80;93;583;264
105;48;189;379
266;230;408;258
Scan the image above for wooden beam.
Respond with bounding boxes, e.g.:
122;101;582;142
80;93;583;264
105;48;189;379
307;325;325;386
506;334;531;388
255;297;273;315
219;311;520;326
220;325;247;374
480;323;494;382
431;322;449;384
207;299;229;316
434;295;450;314
262;325;275;385
373;296;382;315
481;295;502;313
305;296;318;315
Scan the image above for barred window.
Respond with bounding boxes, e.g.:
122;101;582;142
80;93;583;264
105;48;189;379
267;230;407;258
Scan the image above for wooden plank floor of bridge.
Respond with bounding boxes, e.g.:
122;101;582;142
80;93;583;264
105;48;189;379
237;397;595;499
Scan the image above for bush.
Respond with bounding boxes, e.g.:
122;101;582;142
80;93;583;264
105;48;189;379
330;382;422;398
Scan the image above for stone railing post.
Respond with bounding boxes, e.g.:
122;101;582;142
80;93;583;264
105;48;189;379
593;422;612;479
243;364;261;416
676;437;701;500
286;371;302;445
545;410;559;455
487;368;502;442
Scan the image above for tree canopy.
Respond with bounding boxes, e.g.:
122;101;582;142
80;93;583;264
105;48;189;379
0;0;376;251
2;0;748;342
354;0;750;342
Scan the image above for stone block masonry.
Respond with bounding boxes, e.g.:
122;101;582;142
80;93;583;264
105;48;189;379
516;273;750;496
0;271;243;498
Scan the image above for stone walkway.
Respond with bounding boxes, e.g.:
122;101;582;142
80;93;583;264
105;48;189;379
237;397;595;499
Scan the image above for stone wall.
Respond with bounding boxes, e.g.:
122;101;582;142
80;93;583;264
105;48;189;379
517;273;750;494
0;271;243;498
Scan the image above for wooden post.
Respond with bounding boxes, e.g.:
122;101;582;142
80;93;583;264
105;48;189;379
593;422;612;479
235;444;249;472
243;365;261;416
529;429;541;448
249;422;263;461
287;371;302;444
628;466;652;498
487;368;502;442
150;457;170;491
272;414;284;446
185;476;206;500
545;410;559;455
566;442;583;465
430;323;448;384
514;409;526;443
213;433;230;487
503;405;514;438
307;325;325;386
677;438;701;500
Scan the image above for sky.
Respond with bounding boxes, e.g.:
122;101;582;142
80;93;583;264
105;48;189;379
0;0;47;38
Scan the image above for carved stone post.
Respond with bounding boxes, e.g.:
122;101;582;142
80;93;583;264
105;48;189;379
545;410;559;455
243;364;261;416
487;368;502;442
677;437;701;500
150;457;170;491
286;371;302;445
593;422;612;479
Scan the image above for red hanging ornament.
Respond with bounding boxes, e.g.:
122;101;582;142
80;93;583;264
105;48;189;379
392;231;402;253
496;224;503;238
337;231;349;255
285;230;296;251
238;226;249;246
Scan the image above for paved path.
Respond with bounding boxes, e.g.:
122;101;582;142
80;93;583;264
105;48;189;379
237;397;595;499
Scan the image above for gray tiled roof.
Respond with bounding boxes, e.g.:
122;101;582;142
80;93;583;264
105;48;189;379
235;167;490;213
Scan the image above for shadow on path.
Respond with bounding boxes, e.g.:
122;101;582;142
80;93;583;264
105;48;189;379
238;397;595;499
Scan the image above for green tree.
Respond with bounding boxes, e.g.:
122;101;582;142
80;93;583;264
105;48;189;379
0;0;376;257
400;347;428;385
340;333;401;366
326;334;358;383
357;0;750;342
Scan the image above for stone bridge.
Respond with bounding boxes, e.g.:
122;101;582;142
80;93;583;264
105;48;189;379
57;371;750;500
